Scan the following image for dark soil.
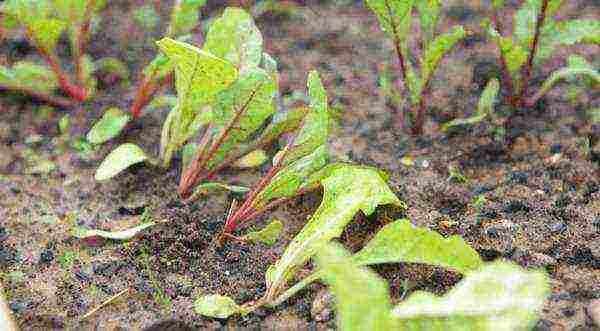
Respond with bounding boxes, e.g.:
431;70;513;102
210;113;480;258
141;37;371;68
1;0;599;330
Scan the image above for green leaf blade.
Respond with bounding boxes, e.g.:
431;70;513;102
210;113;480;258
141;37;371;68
393;261;550;331
352;219;483;273
194;294;240;319
421;25;466;86
87;108;131;145
315;243;398;331
364;0;414;41
203;7;263;72
441;78;500;131
95;143;148;181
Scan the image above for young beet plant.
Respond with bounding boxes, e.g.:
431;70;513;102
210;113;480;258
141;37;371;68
129;0;207;119
94;8;319;202
366;0;467;135
487;0;599;108
0;0;106;106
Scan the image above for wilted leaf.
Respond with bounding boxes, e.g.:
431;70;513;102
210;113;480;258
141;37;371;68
441;78;500;131
204;7;263;72
204;68;276;170
71;222;155;240
243;219;283;246
95;143;148;181
266;165;403;297
392;261;549;330
365;0;414;42
420;25;466;86
352;219;483;273
194;294;240;319
315;243;398;331
231;149;268;169
87;108;130;144
281;71;329;165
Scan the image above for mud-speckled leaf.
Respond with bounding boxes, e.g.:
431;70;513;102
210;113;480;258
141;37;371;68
204;68;276;170
204;7;263;72
364;0;414;42
533;56;599;101
266;165;403;296
315;243;399;331
353;219;483;273
87;108;130;144
243;219;283;246
194;294;240;319
95;143;148;181
156;37;237;128
168;0;206;36
253;145;329;209
280;71;329;165
392;261;549;330
71;222;155;240
232;149;268;169
441;78;500;131
421;26;466;86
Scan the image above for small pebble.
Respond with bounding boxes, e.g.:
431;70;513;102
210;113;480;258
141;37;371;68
485;226;499;238
551;222;568;234
40;249;54;264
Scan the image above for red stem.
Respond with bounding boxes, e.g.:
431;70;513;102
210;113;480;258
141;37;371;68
491;7;517;106
178;87;262;198
74;0;96;87
410;98;426;136
385;0;408;81
519;0;549;105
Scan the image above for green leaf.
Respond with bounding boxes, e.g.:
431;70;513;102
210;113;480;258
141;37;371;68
134;5;160;30
203;68;277;171
231;149;268;169
168;0;207;37
1;62;58;93
364;0;414;42
253;145;329;210
280;71;329;165
441;78;500;131
71;222;155;240
29;18;66;53
491;0;504;9
315;243;398;331
194;294;240;319
415;0;441;44
87;108;130;145
261;52;279;81
143;53;174;81
156;37;238;131
485;25;528;76
532;55;599;102
352;219;483;273
553;19;600;45
587;108;600;124
392;261;549;330
514;0;562;51
243;219;283;246
266;165;403;297
204;7;263;72
95;143;149;181
253;107;308;148
58;115;71;135
420;25;466;86
95;57;131;84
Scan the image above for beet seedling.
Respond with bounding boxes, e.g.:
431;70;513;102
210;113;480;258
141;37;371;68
487;0;599;108
365;0;467;135
0;0;107;104
129;0;207;119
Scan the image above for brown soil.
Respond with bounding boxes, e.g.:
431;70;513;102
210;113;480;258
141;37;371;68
1;0;599;330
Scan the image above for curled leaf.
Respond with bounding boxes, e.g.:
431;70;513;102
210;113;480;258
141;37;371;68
87;108;130;144
71;222;155;240
243;219;283;246
194;294;240;319
231;149;268;169
442;78;500;131
95;143;148;181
